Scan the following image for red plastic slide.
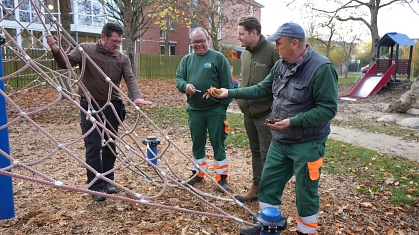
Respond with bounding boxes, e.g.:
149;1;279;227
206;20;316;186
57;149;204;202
340;63;396;101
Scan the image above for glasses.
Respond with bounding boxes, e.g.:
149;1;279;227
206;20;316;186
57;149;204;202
191;39;206;46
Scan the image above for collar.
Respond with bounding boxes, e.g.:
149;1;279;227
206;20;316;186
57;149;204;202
96;40;117;57
245;35;267;53
293;44;310;66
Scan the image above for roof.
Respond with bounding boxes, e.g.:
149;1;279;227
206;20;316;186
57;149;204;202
374;32;416;47
245;0;264;8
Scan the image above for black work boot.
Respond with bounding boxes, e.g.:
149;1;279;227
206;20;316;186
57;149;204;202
105;182;118;194
239;225;260;235
187;170;203;186
218;174;230;191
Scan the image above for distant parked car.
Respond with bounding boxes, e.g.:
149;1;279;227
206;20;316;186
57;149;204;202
360;65;369;74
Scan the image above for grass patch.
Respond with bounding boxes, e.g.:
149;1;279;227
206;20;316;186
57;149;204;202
338;73;358;85
141;106;188;129
141;105;250;148
325;139;419;205
226;112;249;148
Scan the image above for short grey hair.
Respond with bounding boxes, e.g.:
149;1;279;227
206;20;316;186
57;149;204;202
191;27;209;38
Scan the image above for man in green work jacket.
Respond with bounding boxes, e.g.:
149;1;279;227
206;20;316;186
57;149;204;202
175;27;233;191
212;22;338;235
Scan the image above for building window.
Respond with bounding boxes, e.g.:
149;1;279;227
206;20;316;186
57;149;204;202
169;45;175;56
169;20;175;30
4;28;16;44
32;30;43;48
249;6;254;15
18;0;43;23
77;0;105;27
217;0;222;40
20;29;43;49
190;0;197;11
189;19;197;38
160;29;166;39
160;45;165;55
1;0;15;20
217;24;222;40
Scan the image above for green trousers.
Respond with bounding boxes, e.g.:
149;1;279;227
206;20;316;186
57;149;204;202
258;140;325;217
187;105;228;162
243;113;272;186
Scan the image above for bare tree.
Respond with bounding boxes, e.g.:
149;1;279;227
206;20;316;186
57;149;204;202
191;0;248;51
339;36;358;77
152;0;194;55
58;0;72;50
316;21;338;58
99;0;156;69
98;0;157;101
308;0;416;66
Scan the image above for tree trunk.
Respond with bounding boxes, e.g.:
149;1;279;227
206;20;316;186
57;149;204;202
59;0;71;50
122;0;135;101
58;0;72;97
369;4;380;67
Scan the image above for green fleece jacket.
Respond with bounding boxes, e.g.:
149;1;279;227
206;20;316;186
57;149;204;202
238;35;279;118
176;50;233;110
228;62;338;131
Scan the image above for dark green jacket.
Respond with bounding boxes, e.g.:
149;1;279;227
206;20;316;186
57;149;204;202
176;50;233;110
228;47;338;143
237;35;279;118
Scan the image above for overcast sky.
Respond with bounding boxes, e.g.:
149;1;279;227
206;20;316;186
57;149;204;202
256;0;419;40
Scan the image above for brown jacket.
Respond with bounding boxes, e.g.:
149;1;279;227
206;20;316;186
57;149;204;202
52;42;142;102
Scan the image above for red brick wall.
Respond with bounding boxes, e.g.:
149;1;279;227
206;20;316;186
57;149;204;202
137;2;263;56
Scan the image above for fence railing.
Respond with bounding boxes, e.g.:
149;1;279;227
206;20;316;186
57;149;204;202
135;53;242;79
2;49;242;88
2;48;58;88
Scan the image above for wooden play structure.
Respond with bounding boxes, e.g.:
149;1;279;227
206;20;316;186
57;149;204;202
341;32;416;101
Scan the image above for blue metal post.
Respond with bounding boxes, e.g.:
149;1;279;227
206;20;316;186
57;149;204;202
0;45;15;219
142;136;160;167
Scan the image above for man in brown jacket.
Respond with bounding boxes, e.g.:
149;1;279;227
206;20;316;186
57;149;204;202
46;22;151;202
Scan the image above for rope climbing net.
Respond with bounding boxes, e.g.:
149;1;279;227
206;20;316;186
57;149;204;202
0;0;256;231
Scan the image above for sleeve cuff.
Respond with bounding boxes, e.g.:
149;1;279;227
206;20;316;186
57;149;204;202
289;117;300;127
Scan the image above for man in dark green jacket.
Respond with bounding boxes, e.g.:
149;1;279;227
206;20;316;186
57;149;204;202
213;22;338;235
176;27;233;191
235;16;279;202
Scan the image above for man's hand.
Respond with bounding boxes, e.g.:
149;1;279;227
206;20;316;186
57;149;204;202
46;34;59;53
266;118;290;130
133;98;152;106
185;84;198;95
211;88;228;99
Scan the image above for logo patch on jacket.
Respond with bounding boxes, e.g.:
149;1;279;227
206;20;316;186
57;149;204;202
204;62;212;68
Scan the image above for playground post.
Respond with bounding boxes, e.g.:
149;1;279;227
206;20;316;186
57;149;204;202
0;30;15;220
